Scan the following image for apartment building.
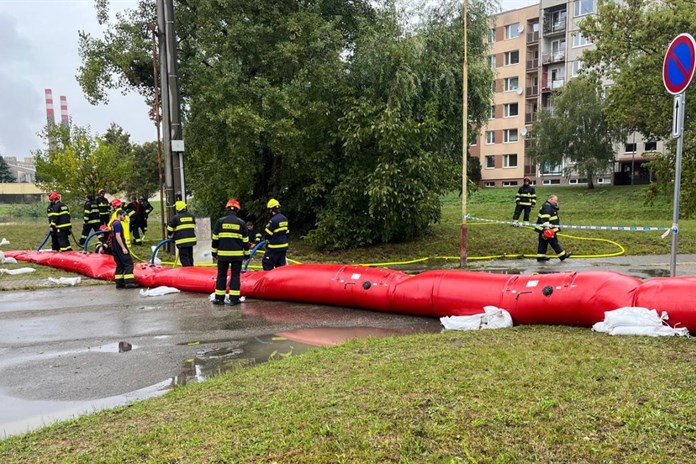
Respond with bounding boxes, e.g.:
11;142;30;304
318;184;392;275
472;0;663;187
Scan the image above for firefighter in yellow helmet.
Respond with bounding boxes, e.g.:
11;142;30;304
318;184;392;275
167;200;197;267
262;198;289;270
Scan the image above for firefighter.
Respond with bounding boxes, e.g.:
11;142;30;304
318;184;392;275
211;199;249;305
535;194;571;262
262;198;289;271
167;200;197;267
512;177;537;225
246;221;263;247
139;196;154;235
79;194;101;246
47;192;72;252
111;209;138;288
124;195;143;245
96;189;110;226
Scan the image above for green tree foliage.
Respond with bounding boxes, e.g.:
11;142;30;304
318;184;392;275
581;0;696;213
528;77;617;189
77;0;494;249
34;123;129;202
0;156;16;182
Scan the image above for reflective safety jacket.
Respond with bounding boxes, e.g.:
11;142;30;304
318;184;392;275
96;196;110;223
124;200;142;226
167;211;197;248
108;210;131;245
48;201;72;230
535;201;561;234
212;211;249;261
83;200;101;226
264;212;289;249
515;184;537;207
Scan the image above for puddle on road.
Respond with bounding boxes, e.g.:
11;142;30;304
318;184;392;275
1;325;425;439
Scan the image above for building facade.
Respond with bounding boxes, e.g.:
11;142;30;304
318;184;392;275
473;0;663;188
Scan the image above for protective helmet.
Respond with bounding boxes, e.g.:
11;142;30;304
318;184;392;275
49;192;60;201
98;189;106;195
226;199;241;211
175;200;187;212
543;228;556;239
267;198;280;209
111;198;123;208
523;177;531;183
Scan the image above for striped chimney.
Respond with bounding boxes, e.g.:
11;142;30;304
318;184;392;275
59;95;69;127
44;89;55;126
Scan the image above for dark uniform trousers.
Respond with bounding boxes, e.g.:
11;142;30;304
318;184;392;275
179;246;194;267
112;246;135;287
215;260;243;303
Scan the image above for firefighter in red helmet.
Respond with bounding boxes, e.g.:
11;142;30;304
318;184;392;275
535;194;571;262
211;199;249;305
46;192;72;252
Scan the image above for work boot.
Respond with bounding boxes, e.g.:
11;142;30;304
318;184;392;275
228;298;241;306
212;299;225;305
537;257;550;262
560;252;572;261
124;282;140;289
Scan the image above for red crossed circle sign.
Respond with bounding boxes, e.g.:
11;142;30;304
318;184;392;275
663;33;696;95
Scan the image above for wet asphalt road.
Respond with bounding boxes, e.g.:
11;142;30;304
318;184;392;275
0;283;441;438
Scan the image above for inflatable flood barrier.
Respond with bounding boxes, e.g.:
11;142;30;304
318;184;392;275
5;250;696;334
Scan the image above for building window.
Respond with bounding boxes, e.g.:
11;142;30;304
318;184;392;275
471;138;477;146
504;103;519;118
597;177;610;184
569;178;588;184
625;143;637;153
541;162;562;175
489;105;496;119
574;0;594;17
486;131;495;144
488;28;496;44
504;50;520;65
489;55;497;69
542;179;562;185
503;154;518;168
505;23;521;39
502;180;519;187
485;155;495;168
504;77;519;91
644;141;657;151
572;32;592;48
484;181;496;187
572;60;583;76
503;129;518;143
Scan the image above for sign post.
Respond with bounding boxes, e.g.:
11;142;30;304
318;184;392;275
662;33;696;277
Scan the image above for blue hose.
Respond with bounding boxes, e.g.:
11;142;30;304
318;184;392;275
243;240;267;272
37;231;51;251
83;229;108;253
150;238;174;264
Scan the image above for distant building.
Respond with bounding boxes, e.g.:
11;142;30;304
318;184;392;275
471;0;662;188
2;156;36;183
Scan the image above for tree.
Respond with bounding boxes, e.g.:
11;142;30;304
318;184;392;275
580;0;696;213
0;156;15;183
527;77;618;189
34;122;129;202
77;0;495;249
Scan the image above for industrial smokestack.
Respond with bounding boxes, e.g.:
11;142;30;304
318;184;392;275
44;89;55;127
59;96;69;127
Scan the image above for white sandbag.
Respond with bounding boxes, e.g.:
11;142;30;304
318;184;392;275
0;267;36;275
0;251;4;263
139;286;180;297
593;307;689;337
47;277;82;286
441;306;513;331
0;238;9;246
2;257;17;264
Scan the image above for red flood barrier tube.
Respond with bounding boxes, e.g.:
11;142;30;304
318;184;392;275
6;251;696;333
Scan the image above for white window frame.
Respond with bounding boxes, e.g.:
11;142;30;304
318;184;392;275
596;177;610;184
572;32;592;48
484;181;496;188
489;55;496;69
503;129;518;143
574;0;593;17
504;50;520;66
485;155;495;169
488;28;496;44
504;103;519;118
485;131;495;144
572;60;583;76
542;179;562;185
504;77;519;92
489;105;496;119
503;154;518;168
502;180;519;187
505;23;521;40
625;143;637;153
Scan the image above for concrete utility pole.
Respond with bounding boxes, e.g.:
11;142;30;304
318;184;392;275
460;0;469;267
156;0;185;225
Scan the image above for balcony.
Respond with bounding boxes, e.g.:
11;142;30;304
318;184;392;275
526;58;539;70
525;112;537;124
527;30;540;44
543;17;566;36
551;79;564;89
526;86;539;98
542;51;565;65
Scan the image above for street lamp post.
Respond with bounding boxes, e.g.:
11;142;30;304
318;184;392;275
461;0;469;267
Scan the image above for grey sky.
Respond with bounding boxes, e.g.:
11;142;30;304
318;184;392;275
0;0;536;160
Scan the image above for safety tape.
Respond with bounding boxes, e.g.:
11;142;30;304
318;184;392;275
465;215;673;233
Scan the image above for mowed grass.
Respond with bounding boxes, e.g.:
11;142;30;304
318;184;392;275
1;328;694;462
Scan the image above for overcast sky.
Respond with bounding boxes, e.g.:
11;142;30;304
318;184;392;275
0;0;536;160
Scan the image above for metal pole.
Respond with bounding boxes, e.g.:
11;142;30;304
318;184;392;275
164;0;184;202
631;131;635;185
156;0;175;224
460;0;469;267
670;92;685;277
149;23;166;241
